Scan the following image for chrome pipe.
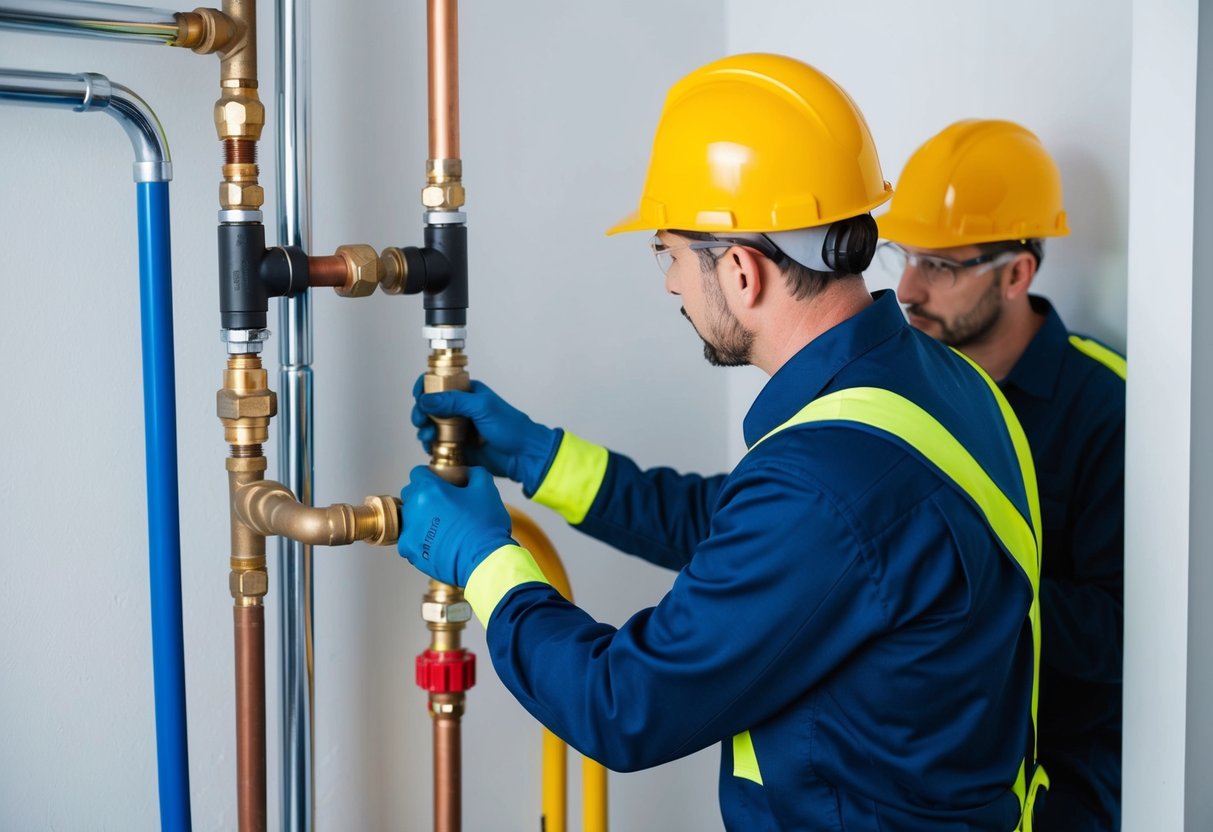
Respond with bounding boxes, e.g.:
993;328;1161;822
0;68;171;182
0;1;181;45
274;0;315;827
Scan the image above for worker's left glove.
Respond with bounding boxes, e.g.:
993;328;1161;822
398;465;516;587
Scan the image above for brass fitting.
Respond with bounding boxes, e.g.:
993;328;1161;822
425;348;471;480
230;567;269;600
173;8;238;54
233;480;402;547
378;247;407;295
422;158;465;211
423;579;469;653
332;244;381;298
218;356;277;448
215;88;266;143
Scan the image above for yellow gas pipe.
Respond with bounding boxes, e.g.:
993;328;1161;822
506;507;609;832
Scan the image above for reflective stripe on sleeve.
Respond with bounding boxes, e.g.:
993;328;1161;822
1068;335;1127;380
464;544;553;628
531;431;610;525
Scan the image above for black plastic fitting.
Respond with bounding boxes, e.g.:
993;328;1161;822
422;223;467;327
218;222;309;331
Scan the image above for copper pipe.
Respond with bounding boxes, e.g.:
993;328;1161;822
426;0;459;161
235;603;267;832
233;479;400;546
307;255;348;287
433;711;462;832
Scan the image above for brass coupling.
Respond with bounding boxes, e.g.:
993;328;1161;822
422;158;465;212
233;480;402;547
425;348;470;479
422;579;469;652
331;244;381;297
378;247;408;295
230;566;269;606
218;355;276;449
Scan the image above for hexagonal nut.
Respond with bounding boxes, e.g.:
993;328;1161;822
219;180;265;210
421;600;473;624
217;387;278;420
214;94;266;140
421;181;466;210
230;568;269;598
334;244;380;298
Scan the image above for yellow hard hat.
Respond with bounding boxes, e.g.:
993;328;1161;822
607;53;892;236
878;119;1069;249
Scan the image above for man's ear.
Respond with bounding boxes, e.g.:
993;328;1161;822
1003;252;1037;301
718;245;764;309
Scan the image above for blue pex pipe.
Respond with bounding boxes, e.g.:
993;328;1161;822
136;180;192;831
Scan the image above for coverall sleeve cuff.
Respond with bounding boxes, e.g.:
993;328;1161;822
530;431;609;525
465;544;552;628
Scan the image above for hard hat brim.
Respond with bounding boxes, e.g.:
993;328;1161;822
605;211;647;236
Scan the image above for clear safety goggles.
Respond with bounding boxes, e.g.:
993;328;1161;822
875;241;1019;288
649;234;784;275
649;237;730;275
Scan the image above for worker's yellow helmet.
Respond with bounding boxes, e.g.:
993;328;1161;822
607;53;892;236
878;119;1070;249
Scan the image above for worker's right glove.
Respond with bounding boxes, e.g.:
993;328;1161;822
411;376;561;495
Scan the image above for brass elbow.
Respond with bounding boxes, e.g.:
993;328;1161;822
233;480;401;547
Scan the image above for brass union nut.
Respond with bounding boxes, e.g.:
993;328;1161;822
219;180;265;210
214;92;265;141
334;244;381;298
230;568;269;598
421;181;466;210
363;495;401;546
217;387;278;420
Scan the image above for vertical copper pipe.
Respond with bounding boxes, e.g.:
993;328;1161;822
433;708;462;832
426;0;459;161
235;604;267;832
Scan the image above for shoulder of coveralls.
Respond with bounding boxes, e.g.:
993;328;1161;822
1061;335;1127;430
733;425;953;546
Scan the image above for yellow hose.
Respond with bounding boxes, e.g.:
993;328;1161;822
507;505;608;832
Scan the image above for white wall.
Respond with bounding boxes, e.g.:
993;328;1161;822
722;0;1131;463
14;1;1206;831
0;1;728;830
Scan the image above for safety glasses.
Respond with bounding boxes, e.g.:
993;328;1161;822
875;241;1020;288
648;237;731;275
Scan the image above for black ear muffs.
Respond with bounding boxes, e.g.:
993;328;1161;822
822;214;879;274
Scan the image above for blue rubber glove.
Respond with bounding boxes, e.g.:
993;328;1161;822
411;376;560;494
398;465;516;587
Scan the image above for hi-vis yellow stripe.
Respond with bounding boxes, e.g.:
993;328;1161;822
732;731;763;785
464;545;552;627
532;432;610;525
732;381;1044;830
1069;335;1127;380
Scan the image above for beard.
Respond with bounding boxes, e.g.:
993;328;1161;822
681;269;755;366
908;276;1004;348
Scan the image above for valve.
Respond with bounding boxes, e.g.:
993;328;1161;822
416;648;476;694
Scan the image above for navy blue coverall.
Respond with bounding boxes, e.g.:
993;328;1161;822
473;292;1038;831
1002;296;1125;831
